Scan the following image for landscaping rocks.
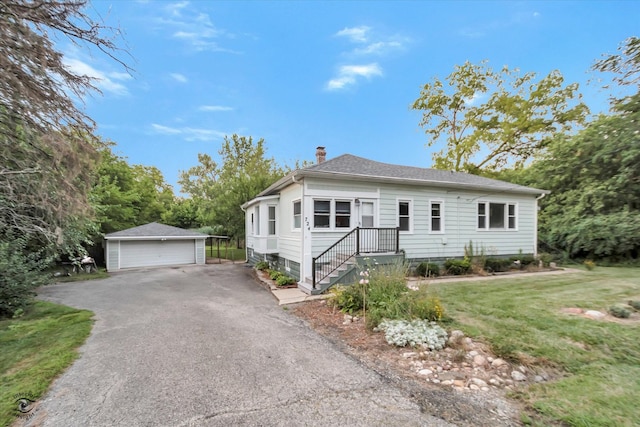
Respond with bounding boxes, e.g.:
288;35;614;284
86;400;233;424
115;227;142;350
394;330;548;394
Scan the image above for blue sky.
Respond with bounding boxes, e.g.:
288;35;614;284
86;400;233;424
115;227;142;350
70;1;638;192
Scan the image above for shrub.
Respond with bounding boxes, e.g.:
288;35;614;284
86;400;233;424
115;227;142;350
444;259;471;275
584;260;596;271
415;262;440;277
410;295;445;321
269;270;283;280
609;305;631;318
510;254;536;267
629;300;640;311
255;261;269;271
1;240;50;318
484;258;512;273
376;319;448;349
275;274;296;287
328;284;364;314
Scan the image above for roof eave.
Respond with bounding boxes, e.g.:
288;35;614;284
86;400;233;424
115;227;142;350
300;170;548;195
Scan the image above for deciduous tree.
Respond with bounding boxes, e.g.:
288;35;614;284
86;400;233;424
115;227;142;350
412;61;589;173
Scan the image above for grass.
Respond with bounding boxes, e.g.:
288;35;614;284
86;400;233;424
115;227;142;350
0;301;93;426
205;244;245;261
428;267;640;426
53;269;110;283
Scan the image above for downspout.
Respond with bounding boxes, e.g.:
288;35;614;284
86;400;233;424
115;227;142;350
534;193;546;258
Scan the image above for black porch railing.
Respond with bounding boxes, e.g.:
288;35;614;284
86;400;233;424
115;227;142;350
312;227;400;289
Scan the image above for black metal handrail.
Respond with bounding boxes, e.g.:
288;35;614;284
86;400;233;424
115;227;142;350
312;227;400;289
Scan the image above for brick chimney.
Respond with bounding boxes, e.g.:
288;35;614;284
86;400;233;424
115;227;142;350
316;146;326;164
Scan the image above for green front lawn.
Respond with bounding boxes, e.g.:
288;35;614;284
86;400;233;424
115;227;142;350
430;267;640;426
205;244;245;261
0;301;93;426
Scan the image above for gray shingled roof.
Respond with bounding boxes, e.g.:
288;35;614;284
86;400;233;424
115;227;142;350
256;154;546;198
104;222;209;239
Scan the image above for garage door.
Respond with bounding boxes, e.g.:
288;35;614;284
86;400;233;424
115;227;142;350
119;240;195;269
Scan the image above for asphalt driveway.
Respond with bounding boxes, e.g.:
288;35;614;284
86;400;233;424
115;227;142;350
22;263;453;426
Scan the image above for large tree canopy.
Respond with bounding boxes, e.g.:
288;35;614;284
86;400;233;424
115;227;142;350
512;94;640;259
179;135;287;242
412;61;589;173
0;0;128;317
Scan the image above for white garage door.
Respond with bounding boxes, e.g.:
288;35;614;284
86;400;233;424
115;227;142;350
119;240;195;269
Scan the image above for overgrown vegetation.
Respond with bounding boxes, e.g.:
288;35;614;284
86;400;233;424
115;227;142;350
432;267;640;426
329;262;445;329
0;301;93;426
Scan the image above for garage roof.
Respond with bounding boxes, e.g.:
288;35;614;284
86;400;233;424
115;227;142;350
104;222;209;239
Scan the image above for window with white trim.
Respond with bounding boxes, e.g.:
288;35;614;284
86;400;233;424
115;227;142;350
255;206;260;235
398;200;411;232
313;200;331;228
335;201;351;228
293;201;301;229
478;202;517;230
430;201;443;232
268;206;276;235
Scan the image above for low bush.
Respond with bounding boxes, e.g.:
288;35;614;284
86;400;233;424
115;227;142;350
376;319;448;349
269;270;282;280
410;295;445;321
444;259;471;275
255;261;269;271
415;262;440;277
629;300;640;311
510;254;536;267
275;274;296;287
609;305;631;318
484;258;512;273
584;260;596;271
329;262;446;329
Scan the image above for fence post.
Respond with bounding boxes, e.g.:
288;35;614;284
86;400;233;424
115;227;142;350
395;227;400;253
356;227;360;255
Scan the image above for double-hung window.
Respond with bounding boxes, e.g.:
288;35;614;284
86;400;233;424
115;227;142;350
335;201;351;228
313;200;331;228
430;201;443;232
293;201;301;229
478;202;517;230
268;206;276;235
312;199;353;229
398;200;412;232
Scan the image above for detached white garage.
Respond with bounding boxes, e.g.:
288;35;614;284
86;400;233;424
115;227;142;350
104;222;208;271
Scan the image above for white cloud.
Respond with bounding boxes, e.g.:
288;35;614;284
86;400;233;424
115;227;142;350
326;63;382;91
152;1;238;53
199;105;233;112
151;123;226;141
170;73;188;83
353;40;404;56
335;26;371;43
63;58;131;96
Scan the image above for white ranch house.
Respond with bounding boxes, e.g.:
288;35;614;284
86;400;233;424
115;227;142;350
243;148;547;294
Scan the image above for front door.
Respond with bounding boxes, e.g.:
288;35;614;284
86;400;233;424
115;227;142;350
358;200;377;252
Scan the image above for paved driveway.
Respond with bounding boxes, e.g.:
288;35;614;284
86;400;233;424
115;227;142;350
22;264;453;427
